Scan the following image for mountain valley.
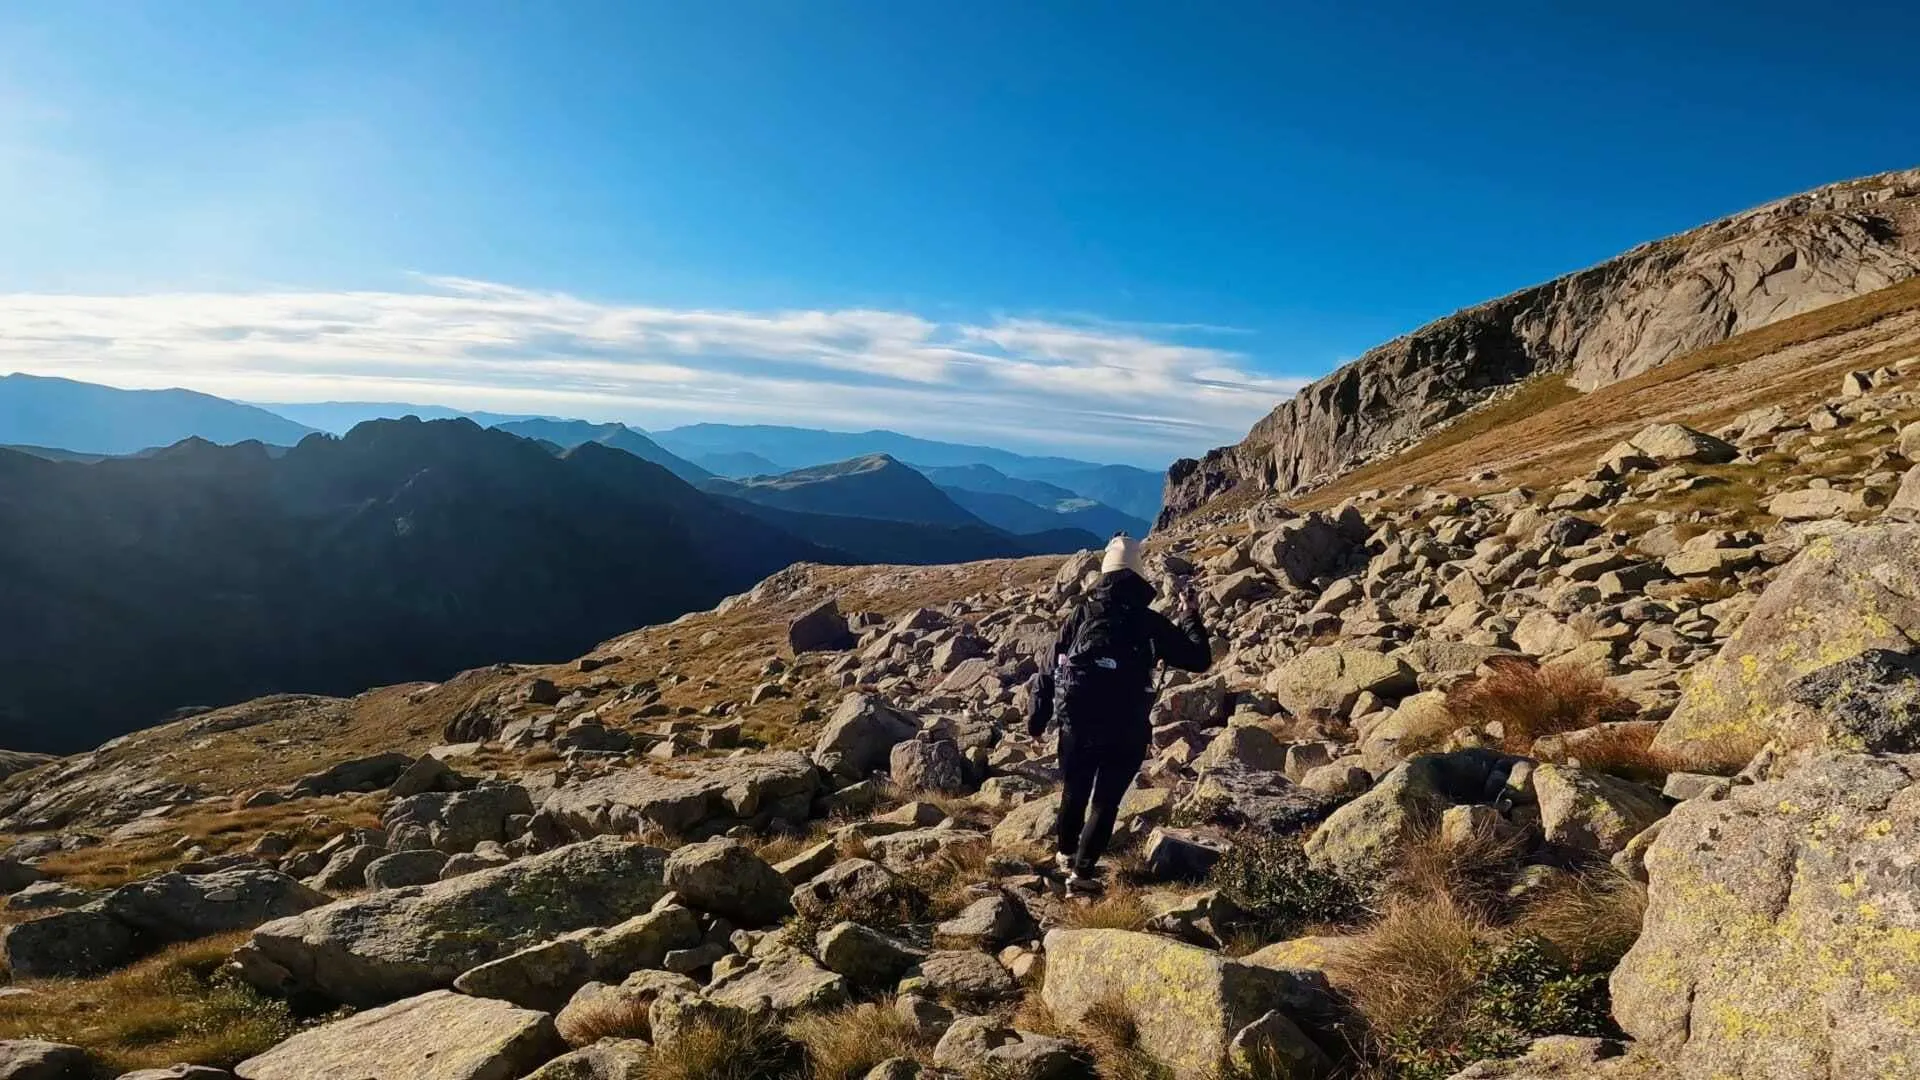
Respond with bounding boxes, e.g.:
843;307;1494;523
8;167;1920;1080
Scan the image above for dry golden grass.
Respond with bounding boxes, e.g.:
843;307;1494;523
1057;887;1153;932
1322;895;1498;1061
1444;660;1639;756
1514;868;1649;970
1387;821;1528;920
1073;998;1176;1080
788;1000;935;1080
31;798;384;890
0;932;299;1071
749;823;831;867
554;992;652;1046
640;1013;803;1080
1539;722;1667;786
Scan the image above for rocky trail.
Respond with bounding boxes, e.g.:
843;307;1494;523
10;240;1920;1078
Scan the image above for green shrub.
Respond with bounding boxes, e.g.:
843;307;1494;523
1371;935;1615;1080
1205;833;1366;939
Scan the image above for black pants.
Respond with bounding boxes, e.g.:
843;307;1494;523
1055;727;1149;874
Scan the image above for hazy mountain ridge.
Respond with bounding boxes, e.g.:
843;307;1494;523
0;417;836;753
0;373;318;455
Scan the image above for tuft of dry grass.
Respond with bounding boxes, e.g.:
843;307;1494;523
1445;661;1639;756
1539;722;1668;785
1322;895;1498;1061
1387;821;1526;920
0;932;299;1071
642;1013;803;1080
1073;998;1175;1080
749;823;830;868
788;1000;934;1080
1514;869;1649;970
899;839;997;921
554;992;652;1046
1057;888;1153;932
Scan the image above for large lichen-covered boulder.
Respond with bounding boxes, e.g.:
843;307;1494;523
662;838;792;927
1654;524;1920;758
233;989;560;1080
1040;928;1328;1077
1305;750;1512;880
1267;647;1415;718
234;836;668;1005
1531;765;1668;857
0;906;137;978
100;868;329;944
1612;753;1920;1078
538;752;819;839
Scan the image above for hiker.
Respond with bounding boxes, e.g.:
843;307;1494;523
1029;533;1211;893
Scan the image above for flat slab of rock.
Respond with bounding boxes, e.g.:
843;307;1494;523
1042;928;1326;1076
234;989;560;1080
236;836;667;1005
0;1039;94;1080
539;752;818;839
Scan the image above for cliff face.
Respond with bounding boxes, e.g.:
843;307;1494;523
1160;167;1920;526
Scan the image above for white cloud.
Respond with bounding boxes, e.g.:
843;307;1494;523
0;277;1305;459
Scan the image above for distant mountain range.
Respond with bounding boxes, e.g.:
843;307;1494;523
0;419;837;752
0;396;1124;751
0;373;317;455
646;423;1165;521
491;418;713;484
249;398;1165;521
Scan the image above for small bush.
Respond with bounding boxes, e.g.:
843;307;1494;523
643;1013;804;1080
788;1001;932;1080
1206;833;1366;939
1326;895;1494;1065
1445;661;1638;755
1332;905;1618;1080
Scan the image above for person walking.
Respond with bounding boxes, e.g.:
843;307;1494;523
1029;533;1211;894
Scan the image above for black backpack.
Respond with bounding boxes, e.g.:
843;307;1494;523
1064;590;1156;688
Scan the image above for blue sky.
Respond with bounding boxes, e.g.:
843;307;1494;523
1;1;1916;464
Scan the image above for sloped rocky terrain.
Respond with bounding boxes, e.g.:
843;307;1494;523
1162;167;1920;522
10;215;1920;1079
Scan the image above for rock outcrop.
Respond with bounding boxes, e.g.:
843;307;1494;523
1161;167;1920;522
232;989;561;1080
1612;753;1920;1078
1654;523;1920;758
233;837;668;1004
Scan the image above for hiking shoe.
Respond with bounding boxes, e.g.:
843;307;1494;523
1066;871;1106;896
1054;853;1074;876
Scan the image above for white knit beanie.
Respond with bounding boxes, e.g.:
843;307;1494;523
1100;534;1146;577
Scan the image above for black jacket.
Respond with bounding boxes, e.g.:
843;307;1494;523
1029;570;1211;740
